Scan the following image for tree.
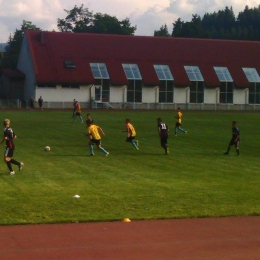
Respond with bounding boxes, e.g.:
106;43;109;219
154;24;170;37
169;5;260;41
57;4;93;33
92;13;136;35
2;20;40;69
57;4;136;35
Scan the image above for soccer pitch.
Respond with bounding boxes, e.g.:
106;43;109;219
0;110;259;225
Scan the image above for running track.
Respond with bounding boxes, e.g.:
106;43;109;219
0;216;259;260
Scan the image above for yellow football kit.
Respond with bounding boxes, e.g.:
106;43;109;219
88;124;101;140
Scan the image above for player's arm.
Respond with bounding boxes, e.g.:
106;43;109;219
98;127;105;136
0;136;7;145
122;127;128;132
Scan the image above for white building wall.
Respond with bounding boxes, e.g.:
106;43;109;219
35;85;92;102
233;88;247;104
174;87;189;103
110;86;126;102
142;86;158;103
204;88;219;104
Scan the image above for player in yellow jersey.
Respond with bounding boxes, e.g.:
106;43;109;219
174;107;187;136
85;120;109;156
122;118;139;150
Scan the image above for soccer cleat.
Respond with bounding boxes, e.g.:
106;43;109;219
90;153;94;156
19;162;24;171
105;152;109;156
223;152;228;155
165;148;169;155
10;171;15;175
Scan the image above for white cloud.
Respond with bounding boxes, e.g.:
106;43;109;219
0;0;259;42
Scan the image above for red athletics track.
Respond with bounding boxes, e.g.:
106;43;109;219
0;216;259;260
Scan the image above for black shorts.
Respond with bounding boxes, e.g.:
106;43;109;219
126;136;135;142
229;139;240;147
90;139;101;146
76;112;81;116
4;147;14;157
160;136;168;145
175;122;181;127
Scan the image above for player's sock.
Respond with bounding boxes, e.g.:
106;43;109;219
99;147;108;154
179;128;186;133
175;128;178;135
80;116;83;123
90;145;94;155
6;162;13;171
131;140;138;149
236;149;240;155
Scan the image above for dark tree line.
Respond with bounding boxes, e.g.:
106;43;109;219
155;5;260;41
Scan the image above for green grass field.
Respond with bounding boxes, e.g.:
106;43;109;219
0;109;259;225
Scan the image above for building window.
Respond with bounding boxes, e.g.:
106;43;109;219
159;81;174;103
37;83;56;88
190;81;204;103
122;64;142;79
62;84;80;88
154;65;173;80
184;66;204;81
249;83;260;104
214;67;233;103
64;60;76;69
154;65;174;103
90;63;109;79
219;82;233;103
242;68;260;83
184;66;204;103
214;67;233;82
90;63;110;102
123;64;142;102
243;68;260;104
94;79;110;102
127;80;142;102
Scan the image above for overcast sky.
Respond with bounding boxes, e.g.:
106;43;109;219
0;0;259;42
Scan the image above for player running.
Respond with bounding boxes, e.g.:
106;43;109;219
223;121;240;156
174;107;187;136
85;120;109;156
122;118;139;150
0;119;24;175
157;117;169;155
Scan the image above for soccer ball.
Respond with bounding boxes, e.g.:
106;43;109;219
45;146;51;151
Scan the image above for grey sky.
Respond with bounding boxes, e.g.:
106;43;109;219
0;0;258;42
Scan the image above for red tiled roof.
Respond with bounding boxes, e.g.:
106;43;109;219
25;30;260;87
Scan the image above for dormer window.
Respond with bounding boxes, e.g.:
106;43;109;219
64;60;76;69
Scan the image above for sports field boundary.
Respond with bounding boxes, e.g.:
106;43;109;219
0;216;259;260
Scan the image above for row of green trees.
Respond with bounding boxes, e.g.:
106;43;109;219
2;4;260;70
155;5;260;40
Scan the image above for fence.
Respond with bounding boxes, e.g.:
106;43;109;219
1;99;260;111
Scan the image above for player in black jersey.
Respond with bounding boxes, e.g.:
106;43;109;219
157;117;169;155
224;121;240;156
0;119;24;175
